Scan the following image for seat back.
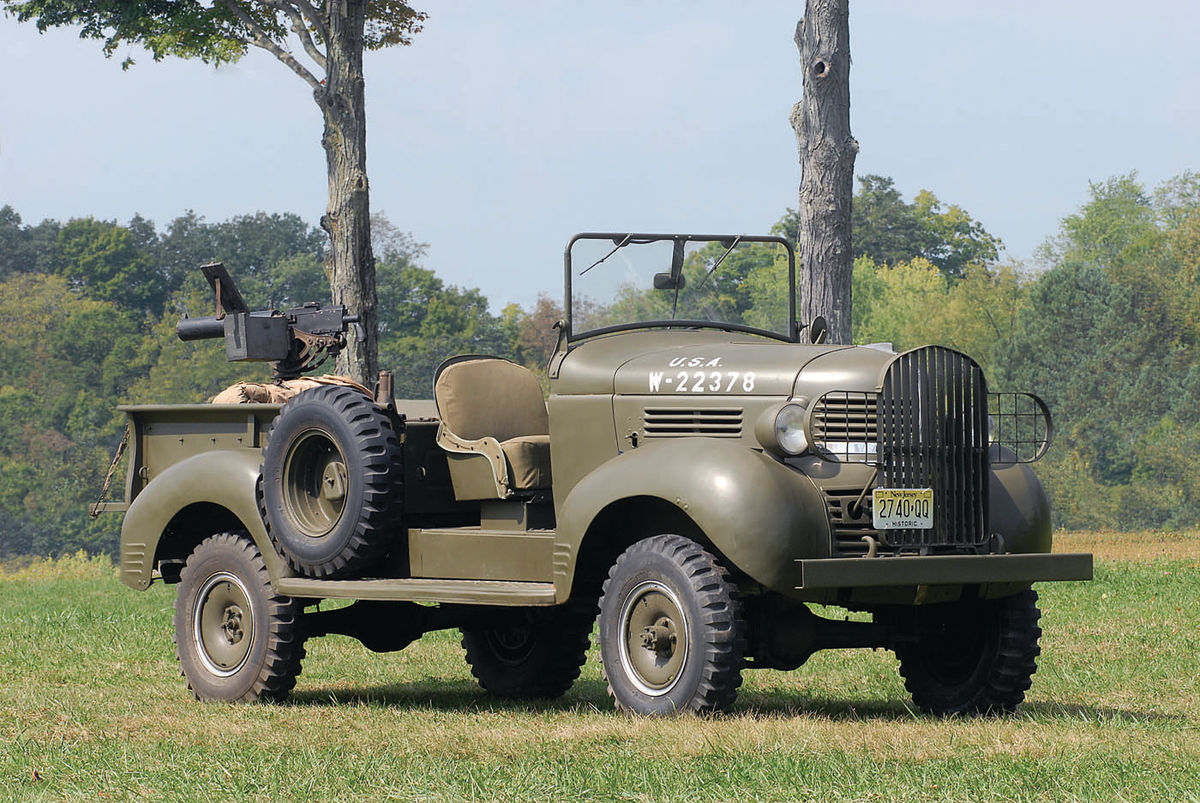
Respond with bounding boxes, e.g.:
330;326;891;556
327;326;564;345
434;356;548;442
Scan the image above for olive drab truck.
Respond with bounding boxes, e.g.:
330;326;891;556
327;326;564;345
103;238;1092;715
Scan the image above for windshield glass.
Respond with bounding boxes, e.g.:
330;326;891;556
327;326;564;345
567;234;796;341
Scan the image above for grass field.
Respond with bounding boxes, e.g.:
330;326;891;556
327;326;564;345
2;532;1199;801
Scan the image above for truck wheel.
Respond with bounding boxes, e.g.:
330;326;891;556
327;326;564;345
597;535;746;715
260;385;402;578
461;601;595;699
173;532;306;702
896;588;1042;716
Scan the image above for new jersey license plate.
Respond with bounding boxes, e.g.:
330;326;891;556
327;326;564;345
872;488;933;530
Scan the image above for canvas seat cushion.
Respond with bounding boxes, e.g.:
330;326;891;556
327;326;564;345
500;434;552;491
435;359;549;442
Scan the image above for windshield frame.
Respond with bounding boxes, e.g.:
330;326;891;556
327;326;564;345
563;232;798;344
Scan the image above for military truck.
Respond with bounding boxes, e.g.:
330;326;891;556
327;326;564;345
105;235;1091;715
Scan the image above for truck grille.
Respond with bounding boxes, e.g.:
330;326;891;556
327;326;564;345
813;347;990;553
643;408;743;438
823;489;876;555
878;347;989;549
811;391;878;462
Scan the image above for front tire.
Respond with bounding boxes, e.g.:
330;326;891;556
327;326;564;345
461;601;595;699
896;588;1042;716
173;532;306;702
598;535;746;715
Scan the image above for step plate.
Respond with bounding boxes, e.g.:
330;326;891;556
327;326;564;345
277;576;558;606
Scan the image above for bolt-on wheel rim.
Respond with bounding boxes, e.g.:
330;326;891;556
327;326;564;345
193;571;256;678
281;428;348;538
618;580;689;696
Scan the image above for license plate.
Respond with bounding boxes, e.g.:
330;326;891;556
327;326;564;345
872;488;933;530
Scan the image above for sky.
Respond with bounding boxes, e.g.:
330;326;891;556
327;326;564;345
2;1;1198;311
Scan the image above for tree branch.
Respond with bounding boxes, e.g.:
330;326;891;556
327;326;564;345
291;0;329;43
267;0;327;73
220;0;322;91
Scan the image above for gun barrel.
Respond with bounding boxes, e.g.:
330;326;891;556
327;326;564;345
176;316;225;341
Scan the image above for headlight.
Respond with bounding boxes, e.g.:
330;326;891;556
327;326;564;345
775;403;809;455
756;401;809;457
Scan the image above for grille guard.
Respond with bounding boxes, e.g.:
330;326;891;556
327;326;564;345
988;392;1053;463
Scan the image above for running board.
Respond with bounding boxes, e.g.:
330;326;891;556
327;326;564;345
276;576;559;606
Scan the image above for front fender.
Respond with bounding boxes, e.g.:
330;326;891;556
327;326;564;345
119;449;290;590
990;446;1053;554
557;439;829;596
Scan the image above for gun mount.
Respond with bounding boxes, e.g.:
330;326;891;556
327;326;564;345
175;262;361;380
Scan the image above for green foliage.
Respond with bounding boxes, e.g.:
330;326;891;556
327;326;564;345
851;255;948;349
56;216;165;315
779;175;1001;280
0;273;140;557
2;1;426;68
5;1;249;67
0;205;29;279
157;210;328;307
1045;173;1157;268
376;256;507;398
0;205;61;278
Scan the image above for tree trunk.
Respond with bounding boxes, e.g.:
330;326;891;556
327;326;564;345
790;0;858;345
320;0;377;385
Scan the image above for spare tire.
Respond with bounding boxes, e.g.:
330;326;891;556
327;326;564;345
259;384;402;578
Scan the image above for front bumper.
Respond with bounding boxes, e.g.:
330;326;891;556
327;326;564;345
795;552;1093;589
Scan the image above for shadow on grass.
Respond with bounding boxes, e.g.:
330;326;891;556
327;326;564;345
288;679;1184;726
734;696;1188;725
288;677;614;714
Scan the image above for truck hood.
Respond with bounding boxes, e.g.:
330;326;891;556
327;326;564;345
610;340;849;397
791;343;897;398
556;331;900;398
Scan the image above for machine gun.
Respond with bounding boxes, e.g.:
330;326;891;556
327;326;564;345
176;262;362;380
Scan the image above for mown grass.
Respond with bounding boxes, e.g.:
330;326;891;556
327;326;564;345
2;536;1199;802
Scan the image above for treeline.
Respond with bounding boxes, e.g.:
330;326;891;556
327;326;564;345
1;171;1196;557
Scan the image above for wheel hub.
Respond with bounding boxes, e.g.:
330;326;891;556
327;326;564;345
194;572;255;677
321;462;347;502
221;604;245;644
618;580;689;696
639;619;677;653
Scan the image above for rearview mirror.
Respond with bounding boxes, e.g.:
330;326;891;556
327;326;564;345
653;272;686;290
809;315;828;344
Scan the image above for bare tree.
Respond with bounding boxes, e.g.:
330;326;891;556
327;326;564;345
790;0;858;344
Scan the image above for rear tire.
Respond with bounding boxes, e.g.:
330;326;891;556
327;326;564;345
597;535;745;715
173;532;306;702
896;588;1042;715
461;601;595;699
260;385;402;579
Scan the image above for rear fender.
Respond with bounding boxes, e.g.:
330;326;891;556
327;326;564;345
119;449;289;590
556;439;829;597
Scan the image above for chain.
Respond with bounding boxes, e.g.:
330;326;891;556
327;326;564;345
90;423;130;518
